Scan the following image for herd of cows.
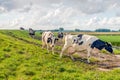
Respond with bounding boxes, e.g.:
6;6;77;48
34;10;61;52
41;31;114;63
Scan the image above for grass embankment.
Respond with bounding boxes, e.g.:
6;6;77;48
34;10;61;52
0;30;120;80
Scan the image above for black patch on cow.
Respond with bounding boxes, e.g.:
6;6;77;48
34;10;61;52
78;41;84;45
29;28;35;35
29;33;35;35
54;38;59;43
77;34;83;40
73;38;78;44
73;38;83;45
47;38;52;43
91;39;106;50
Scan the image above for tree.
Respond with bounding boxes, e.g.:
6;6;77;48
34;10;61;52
75;29;80;32
59;27;64;31
95;28;111;32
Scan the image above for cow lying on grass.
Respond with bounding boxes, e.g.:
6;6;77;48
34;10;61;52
42;31;58;54
60;34;114;63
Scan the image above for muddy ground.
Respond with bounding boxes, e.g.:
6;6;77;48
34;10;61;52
76;52;120;71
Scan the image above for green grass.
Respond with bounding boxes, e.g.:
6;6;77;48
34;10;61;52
0;30;120;80
97;35;120;54
97;35;120;46
0;30;42;45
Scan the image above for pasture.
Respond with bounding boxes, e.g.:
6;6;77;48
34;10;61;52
0;30;120;80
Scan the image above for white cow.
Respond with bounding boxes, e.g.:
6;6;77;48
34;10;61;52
42;31;58;54
60;34;114;63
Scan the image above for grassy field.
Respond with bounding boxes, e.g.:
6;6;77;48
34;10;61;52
97;35;120;46
0;30;120;80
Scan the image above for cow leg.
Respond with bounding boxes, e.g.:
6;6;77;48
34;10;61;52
52;47;54;54
47;44;49;53
67;47;75;61
87;48;92;63
42;41;45;49
69;53;75;61
60;44;68;58
32;35;35;39
70;55;75;61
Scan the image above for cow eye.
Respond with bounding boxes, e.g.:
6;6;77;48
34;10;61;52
74;39;77;42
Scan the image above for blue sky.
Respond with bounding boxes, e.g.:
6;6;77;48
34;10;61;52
0;0;120;30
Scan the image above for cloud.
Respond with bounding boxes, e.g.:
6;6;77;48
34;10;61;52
1;0;119;14
0;0;120;30
86;16;120;30
0;6;7;13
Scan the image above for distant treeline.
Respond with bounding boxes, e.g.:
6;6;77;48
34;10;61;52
36;28;120;32
20;27;120;32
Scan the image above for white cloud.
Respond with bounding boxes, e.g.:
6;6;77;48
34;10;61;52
0;6;7;13
0;0;120;30
86;16;120;30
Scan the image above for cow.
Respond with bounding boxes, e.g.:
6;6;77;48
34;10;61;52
57;32;65;43
20;27;25;30
42;31;58;54
58;32;64;39
60;34;114;63
29;28;36;38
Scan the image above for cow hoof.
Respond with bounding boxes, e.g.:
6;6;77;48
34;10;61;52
72;59;76;62
87;61;90;64
70;58;75;61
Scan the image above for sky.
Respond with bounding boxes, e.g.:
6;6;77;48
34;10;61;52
0;0;120;30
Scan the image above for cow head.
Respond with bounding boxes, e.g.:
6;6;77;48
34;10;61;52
91;39;114;54
105;42;114;54
58;32;64;39
47;37;58;47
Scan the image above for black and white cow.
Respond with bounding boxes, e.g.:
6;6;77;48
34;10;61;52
58;32;64;39
60;34;114;63
42;31;58;54
29;28;36;38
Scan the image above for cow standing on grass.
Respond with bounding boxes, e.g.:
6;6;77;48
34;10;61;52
60;34;114;63
58;32;64;39
29;28;36;38
42;31;58;54
57;32;65;43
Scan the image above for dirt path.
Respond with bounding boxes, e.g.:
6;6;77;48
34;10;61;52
71;52;120;71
